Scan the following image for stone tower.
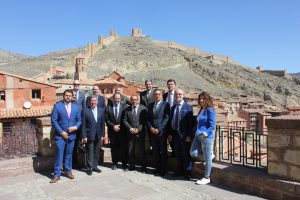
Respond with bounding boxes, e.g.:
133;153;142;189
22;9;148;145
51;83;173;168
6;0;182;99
74;54;87;80
131;28;143;37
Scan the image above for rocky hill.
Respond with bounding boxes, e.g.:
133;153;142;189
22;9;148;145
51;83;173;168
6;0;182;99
0;36;299;107
0;48;31;65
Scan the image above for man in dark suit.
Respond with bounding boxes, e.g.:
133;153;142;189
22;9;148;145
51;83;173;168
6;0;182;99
123;95;148;173
139;80;155;154
86;84;106;109
82;96;105;176
105;93;128;170
107;86;131;106
169;89;193;180
147;89;170;176
50;89;82;183
163;79;176;157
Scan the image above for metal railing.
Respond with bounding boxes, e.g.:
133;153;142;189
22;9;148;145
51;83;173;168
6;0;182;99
215;126;268;169
0;125;38;160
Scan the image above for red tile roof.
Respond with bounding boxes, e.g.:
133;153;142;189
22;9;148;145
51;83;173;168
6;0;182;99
0;106;52;119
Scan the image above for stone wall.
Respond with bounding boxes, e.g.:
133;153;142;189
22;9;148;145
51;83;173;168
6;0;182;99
266;116;300;182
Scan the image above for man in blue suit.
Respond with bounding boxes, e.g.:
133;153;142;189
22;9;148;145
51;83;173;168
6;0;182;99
169;89;193;180
86;85;106;109
50;89;82;183
147;89;170;176
82;95;105;176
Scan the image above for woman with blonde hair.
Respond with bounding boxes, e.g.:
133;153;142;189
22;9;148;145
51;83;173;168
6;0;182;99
190;92;216;185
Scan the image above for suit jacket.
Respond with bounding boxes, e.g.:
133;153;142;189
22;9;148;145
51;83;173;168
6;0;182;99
123;105;148;137
107;94;131;106
163;91;174;109
196;107;216;140
105;103;128;137
169;101;194;139
76;89;86;110
81;107;105;140
147;101;170;136
140;89;154;108
86;95;106;109
51;101;82;140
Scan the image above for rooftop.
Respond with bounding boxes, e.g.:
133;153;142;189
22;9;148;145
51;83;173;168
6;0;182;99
0;106;52;119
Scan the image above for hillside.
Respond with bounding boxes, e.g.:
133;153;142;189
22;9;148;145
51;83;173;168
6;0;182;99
0;36;299;107
0;48;30;64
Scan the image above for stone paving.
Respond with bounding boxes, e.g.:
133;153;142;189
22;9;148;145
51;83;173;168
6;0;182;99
0;165;266;200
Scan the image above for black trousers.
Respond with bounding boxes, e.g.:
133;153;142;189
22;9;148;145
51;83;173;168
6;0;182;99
151;134;168;173
128;134;147;168
110;133;128;166
86;139;100;171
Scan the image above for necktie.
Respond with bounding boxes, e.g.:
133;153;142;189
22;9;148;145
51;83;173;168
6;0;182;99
114;105;118;119
174;104;180;130
92;108;97;122
66;103;71;119
133;106;137;116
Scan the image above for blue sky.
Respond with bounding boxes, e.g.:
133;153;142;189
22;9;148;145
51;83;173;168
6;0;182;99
0;0;299;73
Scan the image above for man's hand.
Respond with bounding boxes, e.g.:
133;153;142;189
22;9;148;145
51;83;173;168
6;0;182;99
82;138;88;144
68;126;77;133
151;127;159;135
113;125;120;132
130;128;136;134
200;134;207;139
185;136;192;143
61;131;69;140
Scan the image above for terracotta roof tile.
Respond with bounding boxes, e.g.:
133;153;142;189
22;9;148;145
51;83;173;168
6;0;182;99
0;106;52;119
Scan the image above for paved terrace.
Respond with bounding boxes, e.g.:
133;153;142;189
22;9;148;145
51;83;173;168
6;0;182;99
0;157;266;200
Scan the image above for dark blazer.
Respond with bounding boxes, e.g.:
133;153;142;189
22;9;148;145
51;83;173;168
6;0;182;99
76;89;86;110
169;101;194;139
107;94;131;106
140;89;154;108
123;105;148;137
147;101;170;136
81;107;105;140
51;101;82;140
86;95;106;109
105;103;128;137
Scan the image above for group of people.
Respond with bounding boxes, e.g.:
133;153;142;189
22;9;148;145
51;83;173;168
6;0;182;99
50;79;216;186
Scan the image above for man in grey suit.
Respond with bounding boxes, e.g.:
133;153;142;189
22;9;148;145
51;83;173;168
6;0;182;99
139;80;155;154
147;89;170;176
140;80;154;108
82;96;105;176
123;95;148;173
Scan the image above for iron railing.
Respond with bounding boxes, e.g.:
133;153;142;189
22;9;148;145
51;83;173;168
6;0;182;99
215;126;268;169
0;125;38;160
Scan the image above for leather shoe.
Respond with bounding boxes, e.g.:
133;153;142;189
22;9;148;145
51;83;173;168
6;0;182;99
50;176;60;183
141;167;147;174
111;165;117;170
93;168;102;173
66;171;74;179
128;166;136;171
87;170;92;176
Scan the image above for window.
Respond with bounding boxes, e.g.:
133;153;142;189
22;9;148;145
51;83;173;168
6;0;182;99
32;89;41;99
0;90;5;101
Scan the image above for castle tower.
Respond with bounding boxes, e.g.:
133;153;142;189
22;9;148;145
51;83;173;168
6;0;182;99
74;54;87;80
110;30;117;37
131;28;143;37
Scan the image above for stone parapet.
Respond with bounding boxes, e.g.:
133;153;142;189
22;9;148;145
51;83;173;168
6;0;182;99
266;116;300;182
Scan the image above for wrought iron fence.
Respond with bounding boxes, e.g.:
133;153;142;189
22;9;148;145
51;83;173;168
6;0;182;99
0;125;38;160
215;126;268;169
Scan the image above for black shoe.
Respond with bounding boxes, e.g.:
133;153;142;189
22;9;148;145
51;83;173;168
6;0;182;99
153;169;160;174
122;165;128;171
184;173;191;180
111;165;117;170
172;172;183;178
141;167;147;174
160;171;166;177
128;166;136;171
87;170;92;176
93;168;102;173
